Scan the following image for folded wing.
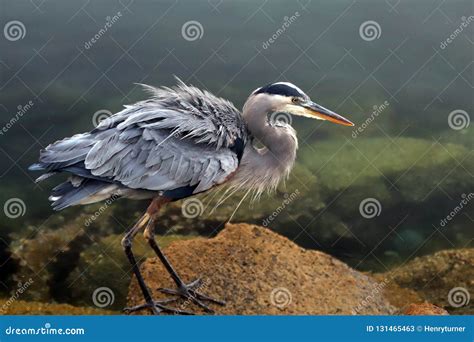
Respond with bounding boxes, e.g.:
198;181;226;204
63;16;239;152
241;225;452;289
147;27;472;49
30;80;247;210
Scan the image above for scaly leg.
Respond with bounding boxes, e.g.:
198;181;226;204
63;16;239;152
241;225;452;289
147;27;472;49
143;198;226;314
121;208;192;315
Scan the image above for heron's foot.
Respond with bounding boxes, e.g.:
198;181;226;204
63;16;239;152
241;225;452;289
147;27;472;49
158;278;225;314
123;297;194;315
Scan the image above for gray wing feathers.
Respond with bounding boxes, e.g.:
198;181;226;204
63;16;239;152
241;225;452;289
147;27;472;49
86;80;246;194
85;127;238;193
36;79;247;196
38;133;95;168
97;79;246;149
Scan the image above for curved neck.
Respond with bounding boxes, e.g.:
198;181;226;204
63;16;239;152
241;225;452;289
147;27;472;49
228;97;298;197
242;99;297;171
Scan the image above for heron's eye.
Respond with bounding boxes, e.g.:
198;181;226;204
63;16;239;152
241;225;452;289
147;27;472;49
291;97;299;104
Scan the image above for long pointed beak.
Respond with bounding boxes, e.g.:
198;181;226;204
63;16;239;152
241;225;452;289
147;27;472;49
302;101;354;126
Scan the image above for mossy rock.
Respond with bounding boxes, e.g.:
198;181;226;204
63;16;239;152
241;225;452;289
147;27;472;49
379;248;474;314
0;297;117;315
299;137;472;226
6;206;151;303
300;137;470;195
8;222;86;302
439;126;474;149
66;233;192;310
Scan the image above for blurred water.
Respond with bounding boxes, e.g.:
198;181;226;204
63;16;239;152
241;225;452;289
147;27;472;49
0;0;472;300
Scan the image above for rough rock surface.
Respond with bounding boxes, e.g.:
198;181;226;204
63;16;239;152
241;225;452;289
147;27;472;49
0;298;116;315
380;248;473;314
127;223;395;315
402;303;448;315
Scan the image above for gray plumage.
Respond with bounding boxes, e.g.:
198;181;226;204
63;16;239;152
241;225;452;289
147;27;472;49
28;78;357;316
30;78;353;211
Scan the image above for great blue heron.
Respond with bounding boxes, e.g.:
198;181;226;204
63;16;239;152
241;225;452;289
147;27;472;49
29;79;354;314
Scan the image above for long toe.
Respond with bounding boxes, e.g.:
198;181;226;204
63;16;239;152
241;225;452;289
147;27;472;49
185;292;214;313
155;303;195;315
157;287;181;296
123;303;161;315
186;278;203;290
157;279;225;313
123;297;185;315
193;291;226;306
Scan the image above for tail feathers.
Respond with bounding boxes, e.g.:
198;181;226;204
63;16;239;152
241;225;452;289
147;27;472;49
50;179;110;211
29;161;118;210
34;172;57;183
29;163;56;183
28;163;45;171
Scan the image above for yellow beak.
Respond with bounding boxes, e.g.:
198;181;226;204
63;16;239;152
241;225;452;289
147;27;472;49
302;101;354;126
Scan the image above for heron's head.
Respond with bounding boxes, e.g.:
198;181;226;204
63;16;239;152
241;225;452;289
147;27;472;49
244;82;354;126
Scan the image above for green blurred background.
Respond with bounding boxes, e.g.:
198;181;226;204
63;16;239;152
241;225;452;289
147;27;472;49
0;0;472;310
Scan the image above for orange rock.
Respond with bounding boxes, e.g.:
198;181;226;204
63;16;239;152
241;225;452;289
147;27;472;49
127;223;395;315
403;303;449;315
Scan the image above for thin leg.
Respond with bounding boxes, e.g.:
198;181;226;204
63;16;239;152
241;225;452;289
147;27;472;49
143;219;185;287
121;211;192;315
143;199;225;313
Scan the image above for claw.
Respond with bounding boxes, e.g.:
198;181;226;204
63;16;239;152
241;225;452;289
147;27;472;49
158;279;225;314
186;278;203;289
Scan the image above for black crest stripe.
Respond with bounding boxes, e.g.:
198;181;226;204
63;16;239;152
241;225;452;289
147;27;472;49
254;83;305;97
